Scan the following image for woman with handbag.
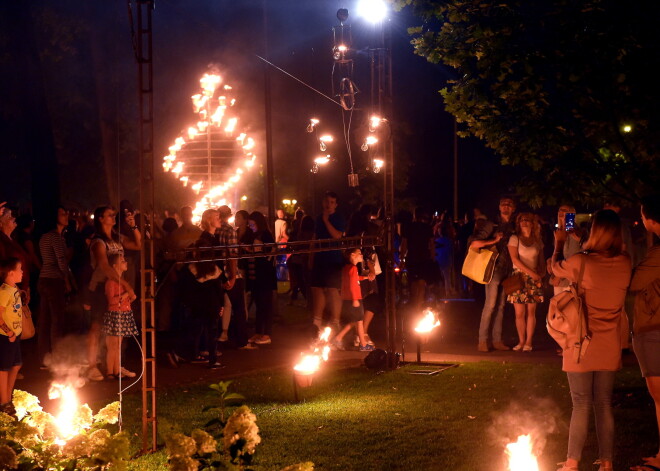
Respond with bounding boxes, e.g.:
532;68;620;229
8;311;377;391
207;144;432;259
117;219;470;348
506;212;545;352
551;209;632;471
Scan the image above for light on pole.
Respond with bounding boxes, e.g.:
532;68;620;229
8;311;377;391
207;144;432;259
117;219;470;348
357;1;399;367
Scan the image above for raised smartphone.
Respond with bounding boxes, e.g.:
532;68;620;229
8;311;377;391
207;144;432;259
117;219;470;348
564;212;575;232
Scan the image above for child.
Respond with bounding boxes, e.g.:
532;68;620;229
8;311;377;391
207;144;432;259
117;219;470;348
102;254;138;380
333;248;375;352
0;257;23;415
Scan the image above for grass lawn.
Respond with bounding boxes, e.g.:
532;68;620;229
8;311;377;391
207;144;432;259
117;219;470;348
119;361;655;471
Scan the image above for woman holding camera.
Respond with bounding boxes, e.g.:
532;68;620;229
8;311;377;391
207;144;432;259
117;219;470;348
552;209;632;471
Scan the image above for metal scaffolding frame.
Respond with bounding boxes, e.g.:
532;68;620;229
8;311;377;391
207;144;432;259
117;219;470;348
135;0;158;453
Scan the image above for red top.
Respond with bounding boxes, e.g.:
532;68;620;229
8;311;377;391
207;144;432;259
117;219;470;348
341;264;362;301
105;279;131;311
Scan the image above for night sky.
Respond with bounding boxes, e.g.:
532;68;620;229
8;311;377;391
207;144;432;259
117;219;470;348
0;1;509;221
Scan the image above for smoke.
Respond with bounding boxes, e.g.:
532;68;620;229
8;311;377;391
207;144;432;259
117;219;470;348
488;397;564;459
43;335;89;389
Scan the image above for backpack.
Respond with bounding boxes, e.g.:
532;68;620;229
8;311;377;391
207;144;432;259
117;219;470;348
546;256;591;363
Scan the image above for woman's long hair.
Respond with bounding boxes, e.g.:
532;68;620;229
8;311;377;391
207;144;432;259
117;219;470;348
515;212;541;244
93;206;117;242
249;211;272;239
583;209;623;257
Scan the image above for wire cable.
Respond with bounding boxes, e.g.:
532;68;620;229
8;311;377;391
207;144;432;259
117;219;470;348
255;55;343;108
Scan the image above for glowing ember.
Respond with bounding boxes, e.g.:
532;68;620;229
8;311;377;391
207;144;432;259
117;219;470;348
414;308;440;334
48;383;82;442
294;355;321;375
319;327;332;343
365;135;378;145
505;434;539;471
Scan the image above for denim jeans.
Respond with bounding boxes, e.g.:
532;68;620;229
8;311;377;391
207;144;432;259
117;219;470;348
566;371;616;462
478;270;506;343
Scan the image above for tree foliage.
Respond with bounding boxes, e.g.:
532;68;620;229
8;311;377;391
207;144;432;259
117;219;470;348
394;0;660;206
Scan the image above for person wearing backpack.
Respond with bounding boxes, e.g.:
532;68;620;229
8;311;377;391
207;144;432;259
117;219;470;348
629;195;660;471
551;209;632;471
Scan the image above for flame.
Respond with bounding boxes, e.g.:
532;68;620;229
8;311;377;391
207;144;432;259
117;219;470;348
414;308;440;333
319;327;332;343
365;135;378;145
314;155;330;165
319;135;334;142
505;435;539;471
225;117;238;133
294;354;321;375
200;73;221;96
163;71;259;222
48;383;82;442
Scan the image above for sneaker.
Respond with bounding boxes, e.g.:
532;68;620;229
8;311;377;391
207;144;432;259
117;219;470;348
87;366;104;382
239;343;258;350
477;342;490;352
120;367;136;378
364;335;375;347
218;331;229;342
208;361;225;370
254;335;271;345
359;344;375;352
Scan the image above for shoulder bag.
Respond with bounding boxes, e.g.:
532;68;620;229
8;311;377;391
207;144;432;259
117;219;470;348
462;246;498;284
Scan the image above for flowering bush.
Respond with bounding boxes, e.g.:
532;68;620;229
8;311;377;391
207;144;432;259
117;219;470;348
0;390;129;470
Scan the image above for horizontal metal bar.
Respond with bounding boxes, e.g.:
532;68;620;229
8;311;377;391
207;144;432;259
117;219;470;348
165;235;382;264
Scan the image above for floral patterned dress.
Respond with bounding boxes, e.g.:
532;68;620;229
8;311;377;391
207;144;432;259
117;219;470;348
506;235;544;304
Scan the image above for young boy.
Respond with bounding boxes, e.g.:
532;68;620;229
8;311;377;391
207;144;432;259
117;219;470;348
333;248;375;352
0;257;24;416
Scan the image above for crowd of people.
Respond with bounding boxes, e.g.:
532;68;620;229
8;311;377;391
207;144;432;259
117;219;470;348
1;192;660;471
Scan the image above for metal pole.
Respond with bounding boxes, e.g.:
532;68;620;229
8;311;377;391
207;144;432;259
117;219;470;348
453;118;458;220
263;0;276;225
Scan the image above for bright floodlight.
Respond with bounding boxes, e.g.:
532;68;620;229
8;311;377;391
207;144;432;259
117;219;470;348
357;0;388;23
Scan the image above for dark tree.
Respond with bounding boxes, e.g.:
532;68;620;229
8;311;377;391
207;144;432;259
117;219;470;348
395;0;660;206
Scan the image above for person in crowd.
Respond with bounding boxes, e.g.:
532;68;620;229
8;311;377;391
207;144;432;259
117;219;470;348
13;214;41;287
37;206;72;367
189;209;224;368
434;216;456;298
275;209;288;245
0;207;31;295
229;210;255;349
552;209;632;471
400;207;435;319
470;196;517;352
248;211;277;345
167;206;202;252
102;254;138;380
346;205;380;347
86;206;139;381
287;215;315;306
0;257;23;417
506;212;545;352
629;195;660;471
332;247;375;352
291;209;305;240
117;200;142;291
216;205;249;349
548;205;584;295
310;191;346;332
179;216;225;369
